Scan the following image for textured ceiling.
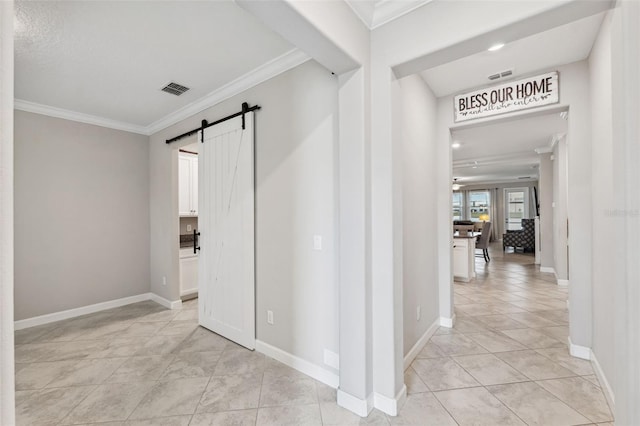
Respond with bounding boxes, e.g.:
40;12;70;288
14;1;293;127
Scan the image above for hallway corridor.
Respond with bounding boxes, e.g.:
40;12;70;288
403;243;614;425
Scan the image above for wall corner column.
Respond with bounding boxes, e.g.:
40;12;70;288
369;57;405;415
337;67;374;416
0;1;16;424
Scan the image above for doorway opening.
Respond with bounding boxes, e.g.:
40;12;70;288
178;141;200;302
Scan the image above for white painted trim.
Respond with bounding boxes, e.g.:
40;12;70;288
439;314;456;328
14;293;152;330
591;349;615;414
372;1;433;29
145;49;310;135
180;288;198;297
404;318;439;370
568;337;591;360
14;99;148;135
337;389;373;418
14;292;183;330
255;340;339;389
149;293;183;310
540;266;556;274
557;278;569;287
374;385;407;416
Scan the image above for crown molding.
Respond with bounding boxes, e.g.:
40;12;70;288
15;48;311;137
145;48;311;136
344;1;375;29
345;0;433;30
372;0;433;29
535;146;554;154
14;99;149;135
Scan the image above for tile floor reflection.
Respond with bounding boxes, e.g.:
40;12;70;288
14;243;613;425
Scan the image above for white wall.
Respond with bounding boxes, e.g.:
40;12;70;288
179;217;198;235
0;1;15;423
610;1;640;423
398;75;440;356
14;111;150;320
589;9;615;410
552;137;568;281
148;60;340;375
538;153;554;269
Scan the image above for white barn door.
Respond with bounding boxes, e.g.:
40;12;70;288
198;113;255;350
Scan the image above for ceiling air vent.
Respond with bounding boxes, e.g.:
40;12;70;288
518;176;532;179
488;69;514;81
161;82;190;96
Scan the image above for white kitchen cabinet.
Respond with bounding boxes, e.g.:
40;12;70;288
179;152;198;216
453;236;476;282
179;248;198;296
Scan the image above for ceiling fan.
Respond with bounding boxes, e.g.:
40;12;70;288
452;178;463;191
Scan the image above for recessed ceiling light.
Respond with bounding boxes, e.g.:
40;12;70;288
451;142;461;149
488;43;505;52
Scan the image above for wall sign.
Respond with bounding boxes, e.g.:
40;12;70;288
454;71;559;122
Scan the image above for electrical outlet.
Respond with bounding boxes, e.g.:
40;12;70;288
267;310;274;325
162;276;167;286
187;224;192;232
417;305;421;321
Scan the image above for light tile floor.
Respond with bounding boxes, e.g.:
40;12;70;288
402;244;614;426
14;243;614;425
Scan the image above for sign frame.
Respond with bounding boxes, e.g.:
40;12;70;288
453;71;560;123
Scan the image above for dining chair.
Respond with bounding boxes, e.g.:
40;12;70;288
476;221;492;262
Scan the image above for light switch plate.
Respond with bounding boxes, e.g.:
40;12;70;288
313;235;322;251
187;224;192;232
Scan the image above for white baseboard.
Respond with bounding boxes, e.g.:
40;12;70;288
14;293;152;330
590;350;615;414
150;293;182;309
255;340;339;389
540;266;555;274
180;287;198;297
404;319;439;370
557;279;569;287
568;337;591;360
15;292;184;330
439;315;456;328
337;389;373;417
374;385;407;416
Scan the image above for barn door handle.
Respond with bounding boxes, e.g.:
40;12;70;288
194;230;201;254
